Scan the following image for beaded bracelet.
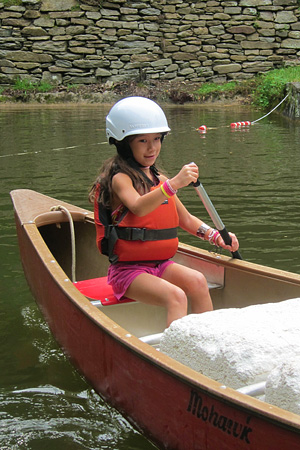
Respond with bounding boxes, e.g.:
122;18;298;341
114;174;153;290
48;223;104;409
161;180;177;198
208;229;220;246
165;179;177;195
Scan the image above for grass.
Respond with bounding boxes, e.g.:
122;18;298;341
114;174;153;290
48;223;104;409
0;78;54;102
194;65;300;108
194;78;256;104
1;0;23;5
195;81;239;96
252;65;300;108
12;78;53;93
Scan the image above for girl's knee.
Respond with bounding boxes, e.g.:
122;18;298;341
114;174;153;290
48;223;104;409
166;285;187;309
187;271;209;295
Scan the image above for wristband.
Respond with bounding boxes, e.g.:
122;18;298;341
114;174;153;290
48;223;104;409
161;180;176;198
161;184;171;198
196;223;210;240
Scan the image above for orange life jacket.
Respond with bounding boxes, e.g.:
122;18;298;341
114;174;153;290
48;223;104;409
94;182;179;263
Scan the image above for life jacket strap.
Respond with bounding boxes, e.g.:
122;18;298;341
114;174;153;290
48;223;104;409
105;225;178;264
104;225;119;264
115;226;177;242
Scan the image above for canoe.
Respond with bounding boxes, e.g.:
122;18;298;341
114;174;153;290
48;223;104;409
10;189;300;450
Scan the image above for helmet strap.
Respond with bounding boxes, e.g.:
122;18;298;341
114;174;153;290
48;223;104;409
127;157;154;186
115;138;160;186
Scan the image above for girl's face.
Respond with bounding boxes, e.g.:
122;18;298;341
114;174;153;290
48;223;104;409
129;133;162;167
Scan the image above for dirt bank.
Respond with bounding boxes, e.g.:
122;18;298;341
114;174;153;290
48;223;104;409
0;80;252;105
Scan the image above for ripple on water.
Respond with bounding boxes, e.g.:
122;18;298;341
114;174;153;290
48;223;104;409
0;387;145;450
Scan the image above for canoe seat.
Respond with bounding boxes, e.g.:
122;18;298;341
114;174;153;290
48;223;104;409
74;276;222;307
74;276;135;306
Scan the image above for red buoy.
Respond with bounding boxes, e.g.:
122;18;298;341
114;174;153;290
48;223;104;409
197;125;207;133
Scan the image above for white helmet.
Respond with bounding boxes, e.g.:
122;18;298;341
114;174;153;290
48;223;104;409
106;96;170;142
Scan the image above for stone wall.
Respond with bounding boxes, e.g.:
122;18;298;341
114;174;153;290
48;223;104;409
283;81;300;117
0;0;300;87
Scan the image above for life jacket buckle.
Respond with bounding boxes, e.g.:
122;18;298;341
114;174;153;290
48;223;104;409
131;227;146;241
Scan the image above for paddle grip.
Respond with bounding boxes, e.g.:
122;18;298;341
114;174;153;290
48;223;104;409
219;227;242;260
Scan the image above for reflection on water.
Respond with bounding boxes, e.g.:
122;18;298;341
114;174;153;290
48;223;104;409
0;386;146;450
0;103;299;449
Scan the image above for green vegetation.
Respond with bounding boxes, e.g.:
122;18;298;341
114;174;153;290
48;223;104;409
195;65;300;108
252;65;300;108
13;78;53;93
71;1;82;12
1;0;23;6
0;78;54;101
194;78;255;103
195;81;239;96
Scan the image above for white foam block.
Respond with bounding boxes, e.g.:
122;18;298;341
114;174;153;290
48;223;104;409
160;298;300;389
265;358;300;415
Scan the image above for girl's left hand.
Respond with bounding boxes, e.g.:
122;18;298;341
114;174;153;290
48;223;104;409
170;162;199;190
217;232;239;252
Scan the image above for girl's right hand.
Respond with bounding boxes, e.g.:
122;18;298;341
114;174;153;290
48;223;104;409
170;162;199;190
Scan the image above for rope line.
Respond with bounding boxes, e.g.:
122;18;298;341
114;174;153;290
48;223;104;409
50;205;76;282
251;93;289;124
0;141;107;159
196;93;290;132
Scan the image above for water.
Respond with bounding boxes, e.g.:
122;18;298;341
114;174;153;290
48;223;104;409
1;102;299;449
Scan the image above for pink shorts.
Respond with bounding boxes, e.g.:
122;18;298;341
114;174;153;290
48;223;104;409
107;260;174;300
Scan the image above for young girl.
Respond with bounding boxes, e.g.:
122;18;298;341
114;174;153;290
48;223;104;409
90;96;239;327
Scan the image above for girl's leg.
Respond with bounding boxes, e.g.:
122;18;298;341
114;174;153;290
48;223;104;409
162;263;213;313
124;273;188;327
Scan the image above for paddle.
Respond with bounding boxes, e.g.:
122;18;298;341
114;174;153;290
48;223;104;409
192;179;242;259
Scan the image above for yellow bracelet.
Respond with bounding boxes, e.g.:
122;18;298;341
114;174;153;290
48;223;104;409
161;184;171;198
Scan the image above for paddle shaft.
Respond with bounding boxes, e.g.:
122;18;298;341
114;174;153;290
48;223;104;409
193;180;242;259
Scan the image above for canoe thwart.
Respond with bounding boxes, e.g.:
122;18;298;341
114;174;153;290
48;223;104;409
237;381;266;397
139;333;164;346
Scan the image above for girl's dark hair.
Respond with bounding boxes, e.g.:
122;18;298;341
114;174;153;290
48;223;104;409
89;136;162;209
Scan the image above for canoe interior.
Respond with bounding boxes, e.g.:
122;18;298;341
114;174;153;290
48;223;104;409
38;219;300;338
